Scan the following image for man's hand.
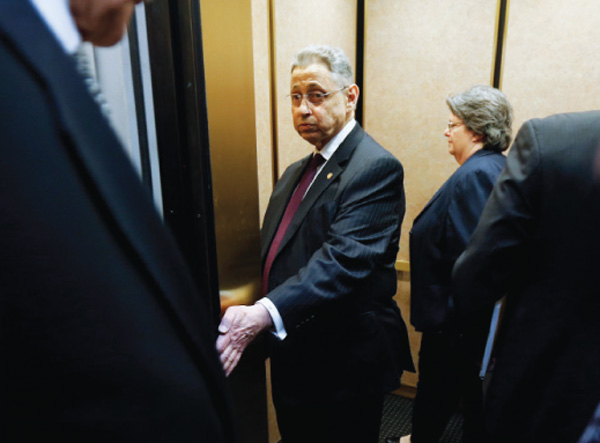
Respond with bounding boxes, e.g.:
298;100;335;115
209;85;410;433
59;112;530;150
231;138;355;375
216;304;273;376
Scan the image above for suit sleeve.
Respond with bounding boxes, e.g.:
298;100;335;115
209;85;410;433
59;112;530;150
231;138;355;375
268;155;404;335
452;121;542;321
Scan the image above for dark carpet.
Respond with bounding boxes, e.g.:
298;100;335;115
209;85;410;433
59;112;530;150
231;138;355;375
378;394;464;443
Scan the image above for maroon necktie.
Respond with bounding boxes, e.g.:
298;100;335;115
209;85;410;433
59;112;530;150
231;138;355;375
262;153;325;295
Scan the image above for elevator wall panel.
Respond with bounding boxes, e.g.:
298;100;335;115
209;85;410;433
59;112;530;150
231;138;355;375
364;0;498;262
502;0;600;131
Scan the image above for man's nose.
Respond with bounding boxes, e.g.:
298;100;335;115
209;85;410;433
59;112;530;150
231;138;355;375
298;96;312;114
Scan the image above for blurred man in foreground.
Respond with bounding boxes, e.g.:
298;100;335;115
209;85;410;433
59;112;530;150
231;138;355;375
453;111;600;442
0;1;236;440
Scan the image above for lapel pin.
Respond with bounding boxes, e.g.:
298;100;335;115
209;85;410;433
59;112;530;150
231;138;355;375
327;172;333;180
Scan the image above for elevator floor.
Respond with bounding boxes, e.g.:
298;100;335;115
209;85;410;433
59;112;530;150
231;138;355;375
379;394;464;443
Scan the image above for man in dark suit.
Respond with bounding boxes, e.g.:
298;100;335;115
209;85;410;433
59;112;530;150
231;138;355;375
217;45;413;443
452;111;600;442
0;0;236;440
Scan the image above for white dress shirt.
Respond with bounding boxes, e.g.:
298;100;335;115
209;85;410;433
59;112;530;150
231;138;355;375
29;0;81;54
257;119;357;340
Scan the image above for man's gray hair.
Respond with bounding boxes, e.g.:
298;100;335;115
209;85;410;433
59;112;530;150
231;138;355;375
446;85;514;152
291;45;354;87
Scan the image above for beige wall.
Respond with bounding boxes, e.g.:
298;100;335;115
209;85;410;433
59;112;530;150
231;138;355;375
502;0;600;132
364;0;499;262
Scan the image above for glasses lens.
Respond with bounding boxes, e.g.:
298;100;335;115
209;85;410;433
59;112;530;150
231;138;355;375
289;89;340;106
307;92;326;105
290;94;301;106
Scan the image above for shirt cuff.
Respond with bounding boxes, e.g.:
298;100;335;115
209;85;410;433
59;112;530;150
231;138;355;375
256;298;287;340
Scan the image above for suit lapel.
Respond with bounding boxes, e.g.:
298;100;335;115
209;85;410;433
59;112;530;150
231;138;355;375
260;157;310;260
275;123;365;256
0;1;217;366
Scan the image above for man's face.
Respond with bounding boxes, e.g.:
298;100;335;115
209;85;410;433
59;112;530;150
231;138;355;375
290;63;358;150
70;0;143;47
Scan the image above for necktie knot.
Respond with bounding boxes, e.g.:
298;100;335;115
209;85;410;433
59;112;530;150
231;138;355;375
309;153;326;171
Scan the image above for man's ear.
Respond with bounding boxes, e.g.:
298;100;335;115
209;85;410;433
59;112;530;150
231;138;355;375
347;84;360;111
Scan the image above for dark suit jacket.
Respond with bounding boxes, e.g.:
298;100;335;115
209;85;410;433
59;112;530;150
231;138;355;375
410;149;506;332
0;2;236;441
453;111;600;442
261;123;414;407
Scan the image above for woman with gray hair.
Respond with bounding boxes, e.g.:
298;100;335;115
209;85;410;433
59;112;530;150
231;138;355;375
445;84;514;158
396;85;513;443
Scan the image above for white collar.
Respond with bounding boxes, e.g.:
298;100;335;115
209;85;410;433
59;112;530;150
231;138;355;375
29;0;81;54
316;119;357;161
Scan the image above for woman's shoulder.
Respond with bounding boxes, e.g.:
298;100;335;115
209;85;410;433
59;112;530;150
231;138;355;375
460;150;506;174
451;151;506;193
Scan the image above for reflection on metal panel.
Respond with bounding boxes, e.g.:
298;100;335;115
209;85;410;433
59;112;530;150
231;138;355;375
200;0;262;310
200;6;268;442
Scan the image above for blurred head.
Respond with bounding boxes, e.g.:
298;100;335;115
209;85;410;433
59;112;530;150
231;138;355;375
70;0;143;47
445;85;513;154
289;45;359;150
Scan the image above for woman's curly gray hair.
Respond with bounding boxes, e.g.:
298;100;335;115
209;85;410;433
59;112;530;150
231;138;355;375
446;85;513;152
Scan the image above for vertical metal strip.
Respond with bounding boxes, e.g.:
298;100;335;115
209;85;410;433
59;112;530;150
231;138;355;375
143;0;221;323
188;0;222;323
492;0;510;89
268;0;279;185
355;0;366;126
361;0;368;128
127;13;153;193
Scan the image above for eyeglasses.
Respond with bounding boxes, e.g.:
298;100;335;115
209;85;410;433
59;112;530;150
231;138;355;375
287;86;348;107
447;121;464;131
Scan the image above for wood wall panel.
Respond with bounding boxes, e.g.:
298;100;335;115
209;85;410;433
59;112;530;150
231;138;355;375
502;0;600;132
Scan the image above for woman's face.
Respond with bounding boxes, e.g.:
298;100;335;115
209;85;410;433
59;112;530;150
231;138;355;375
444;113;481;165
